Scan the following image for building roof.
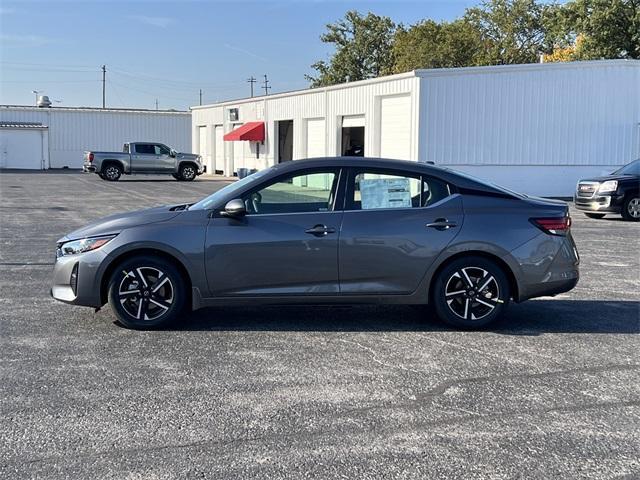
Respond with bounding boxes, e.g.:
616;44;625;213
0;105;190;114
191;59;640;110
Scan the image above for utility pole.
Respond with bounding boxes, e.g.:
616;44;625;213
247;76;256;97
155;99;159;111
199;89;203;106
262;74;271;96
101;65;106;109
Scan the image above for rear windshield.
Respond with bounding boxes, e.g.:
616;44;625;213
443;167;525;198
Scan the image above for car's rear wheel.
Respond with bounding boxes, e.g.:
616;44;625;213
584;213;605;219
432;256;510;329
179;164;197;181
622;196;640;221
102;164;122;181
107;256;186;329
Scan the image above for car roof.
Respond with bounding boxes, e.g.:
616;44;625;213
269;157;512;196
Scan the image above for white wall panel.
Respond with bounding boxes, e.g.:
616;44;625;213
305;118;325;158
0;107;191;169
379;95;412;160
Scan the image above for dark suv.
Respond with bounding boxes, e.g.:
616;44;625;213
575;159;640;221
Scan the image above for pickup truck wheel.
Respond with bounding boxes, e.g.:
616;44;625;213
103;164;122;181
584;213;605;219
622;196;640;221
172;174;180;180
179;164;197;181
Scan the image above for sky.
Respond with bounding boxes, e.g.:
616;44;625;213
0;0;477;110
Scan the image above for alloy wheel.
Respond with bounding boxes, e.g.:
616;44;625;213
628;198;640;219
118;267;174;321
182;166;196;180
105;166;120;180
444;267;500;321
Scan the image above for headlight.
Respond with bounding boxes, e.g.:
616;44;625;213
598;180;618;193
58;235;116;256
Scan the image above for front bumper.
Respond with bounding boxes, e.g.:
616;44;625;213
574;193;624;213
51;249;106;308
197;164;206;175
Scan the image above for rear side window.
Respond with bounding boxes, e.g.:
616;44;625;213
134;144;155;154
348;169;450;210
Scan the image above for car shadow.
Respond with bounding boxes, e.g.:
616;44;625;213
169;300;639;335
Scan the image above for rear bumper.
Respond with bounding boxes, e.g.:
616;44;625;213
82;164;97;173
574;194;624;213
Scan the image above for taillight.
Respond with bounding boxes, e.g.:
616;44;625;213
88;152;94;162
530;216;571;235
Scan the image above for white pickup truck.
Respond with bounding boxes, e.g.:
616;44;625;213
83;142;206;181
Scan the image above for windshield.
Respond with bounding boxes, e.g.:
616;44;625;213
613;159;639;176
189;168;272;210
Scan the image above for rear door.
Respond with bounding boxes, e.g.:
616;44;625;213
131;143;158;172
339;167;463;294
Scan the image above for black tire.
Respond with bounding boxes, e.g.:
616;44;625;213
178;164;197;181
107;255;187;329
102;163;122;181
621;195;640;221
432;256;510;329
584;213;606;219
172;174;181;180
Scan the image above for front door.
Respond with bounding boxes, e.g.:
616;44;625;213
131;143;173;172
339;168;463;294
205;168;343;296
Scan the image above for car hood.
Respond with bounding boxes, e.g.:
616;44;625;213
177;152;200;161
58;205;181;242
578;174;635;183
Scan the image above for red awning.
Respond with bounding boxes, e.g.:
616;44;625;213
223;122;265;142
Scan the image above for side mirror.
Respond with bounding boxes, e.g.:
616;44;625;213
170;149;177;157
221;198;246;217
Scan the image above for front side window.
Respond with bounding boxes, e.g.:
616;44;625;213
244;170;338;215
154;144;170;155
350;170;450;210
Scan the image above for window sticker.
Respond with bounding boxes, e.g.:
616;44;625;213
360;177;412;209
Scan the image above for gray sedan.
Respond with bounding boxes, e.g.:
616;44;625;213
51;157;579;329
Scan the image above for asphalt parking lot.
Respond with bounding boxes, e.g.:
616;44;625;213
1;170;639;479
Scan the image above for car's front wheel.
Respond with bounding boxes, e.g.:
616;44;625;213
107;256;187;329
584;213;605;219
178;164;197;181
622;196;640;221
432;256;510;329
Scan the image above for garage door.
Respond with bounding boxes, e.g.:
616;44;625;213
0;127;49;169
379;95;411;160
214;125;224;175
305;118;325;158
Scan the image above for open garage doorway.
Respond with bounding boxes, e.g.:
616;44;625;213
277;120;294;163
341;115;365;157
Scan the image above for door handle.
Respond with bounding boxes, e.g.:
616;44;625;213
305;224;336;236
426;218;457;230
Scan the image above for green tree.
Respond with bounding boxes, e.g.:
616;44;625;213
464;0;553;65
391;19;485;73
306;11;396;87
553;0;640;59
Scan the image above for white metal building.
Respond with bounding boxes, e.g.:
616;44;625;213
0;106;191;170
192;59;639;196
